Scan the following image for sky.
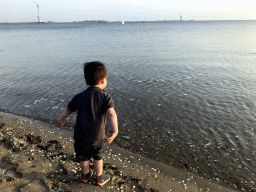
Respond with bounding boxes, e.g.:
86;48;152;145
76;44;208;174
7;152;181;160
1;0;256;23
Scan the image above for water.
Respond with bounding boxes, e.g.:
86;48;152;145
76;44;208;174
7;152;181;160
1;21;256;191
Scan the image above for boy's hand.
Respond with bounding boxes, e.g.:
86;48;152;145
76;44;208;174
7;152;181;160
58;120;64;129
104;133;117;145
57;107;73;129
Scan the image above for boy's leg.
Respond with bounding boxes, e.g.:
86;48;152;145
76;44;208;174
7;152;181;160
95;159;110;186
92;140;110;186
80;160;90;173
74;140;94;183
80;160;93;183
94;160;103;176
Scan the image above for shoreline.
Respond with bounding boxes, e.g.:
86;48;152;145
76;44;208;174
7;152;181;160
0;111;236;191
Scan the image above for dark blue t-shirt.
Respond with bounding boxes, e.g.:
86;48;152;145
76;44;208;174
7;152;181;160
67;87;114;141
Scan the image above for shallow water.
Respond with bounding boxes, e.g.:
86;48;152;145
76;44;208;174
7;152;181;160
1;21;256;191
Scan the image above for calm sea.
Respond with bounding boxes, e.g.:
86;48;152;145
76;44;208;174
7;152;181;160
1;20;256;191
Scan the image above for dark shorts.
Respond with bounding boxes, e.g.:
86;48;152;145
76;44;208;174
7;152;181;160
74;139;104;161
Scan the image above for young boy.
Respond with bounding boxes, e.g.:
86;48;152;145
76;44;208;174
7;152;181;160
57;61;118;187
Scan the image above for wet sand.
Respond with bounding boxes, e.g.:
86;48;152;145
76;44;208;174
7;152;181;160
0;111;236;192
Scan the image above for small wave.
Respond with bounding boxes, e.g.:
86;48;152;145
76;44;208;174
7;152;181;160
34;98;48;105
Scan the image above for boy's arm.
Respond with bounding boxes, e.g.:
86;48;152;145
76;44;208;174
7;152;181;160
57;107;73;128
105;108;118;144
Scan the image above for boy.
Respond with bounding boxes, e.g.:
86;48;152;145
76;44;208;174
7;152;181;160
57;61;118;187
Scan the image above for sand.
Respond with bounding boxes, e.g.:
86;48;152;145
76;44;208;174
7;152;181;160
0;111;237;192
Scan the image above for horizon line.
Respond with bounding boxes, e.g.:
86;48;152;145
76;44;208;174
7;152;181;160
1;19;256;24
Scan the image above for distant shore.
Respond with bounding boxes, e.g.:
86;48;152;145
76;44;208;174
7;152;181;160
2;19;256;25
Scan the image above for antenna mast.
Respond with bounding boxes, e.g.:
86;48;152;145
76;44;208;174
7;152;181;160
33;1;41;23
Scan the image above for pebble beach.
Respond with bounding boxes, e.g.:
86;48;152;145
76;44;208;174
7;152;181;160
0;111;236;192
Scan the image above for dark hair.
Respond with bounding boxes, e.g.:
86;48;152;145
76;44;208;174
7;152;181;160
83;61;107;86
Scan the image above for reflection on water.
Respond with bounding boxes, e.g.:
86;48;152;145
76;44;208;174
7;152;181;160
1;21;256;191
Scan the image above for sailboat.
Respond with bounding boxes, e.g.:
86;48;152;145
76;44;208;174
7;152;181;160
121;21;125;25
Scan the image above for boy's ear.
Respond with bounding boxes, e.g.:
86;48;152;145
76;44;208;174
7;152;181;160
100;78;105;84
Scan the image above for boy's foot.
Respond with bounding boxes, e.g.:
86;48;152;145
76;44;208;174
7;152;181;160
81;168;93;183
96;172;111;187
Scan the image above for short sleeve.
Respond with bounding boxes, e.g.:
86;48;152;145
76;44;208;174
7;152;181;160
67;95;78;112
106;94;114;110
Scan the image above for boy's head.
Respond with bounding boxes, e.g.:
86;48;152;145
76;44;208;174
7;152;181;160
83;61;108;86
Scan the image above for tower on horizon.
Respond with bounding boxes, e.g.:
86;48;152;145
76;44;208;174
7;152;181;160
33;2;41;23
